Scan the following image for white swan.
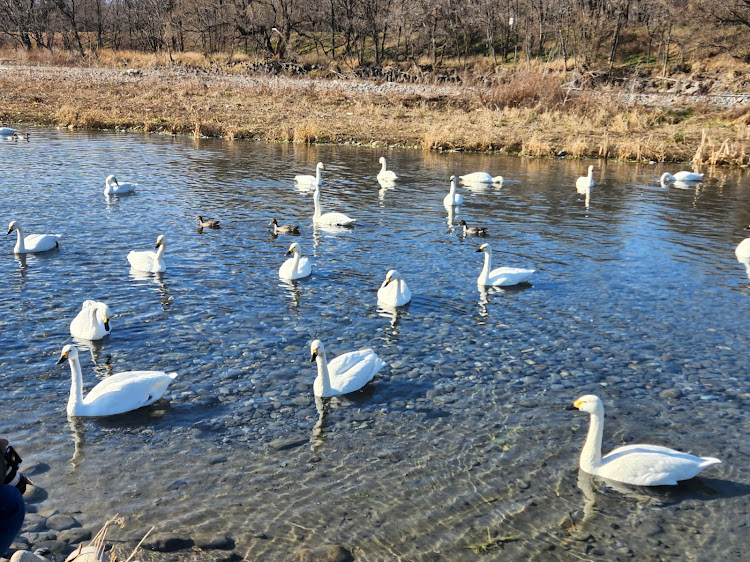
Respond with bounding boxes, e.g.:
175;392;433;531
127;235;166;273
735;238;750;259
567;395;721;486
576;165;595;191
0;127;17;137
70;301;112;341
7;221;61;253
459;172;503;184
476;243;534;286
279;242;312;280
56;344;178;417
295;162;325;188
310;340;385;397
661;171;703;183
313;186;356;226
443;176;463;207
377;157;398;182
377;269;411;307
104;174;137;195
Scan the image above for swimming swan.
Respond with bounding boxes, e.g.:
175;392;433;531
735;238;750;259
567;394;721;486
660;171;704;183
459;172;503;184
70;301;112;341
127;235;166;273
269;218;300;235
313;186;356;226
377;157;398;182
457;220;487;236
7;221;61;253
443;176;463;207
295;162;325;188
279;242;312;280
576;165;595;191
104;175;137;195
56;344;178;417
476;243;534;286
377;269;412;307
310;339;385;397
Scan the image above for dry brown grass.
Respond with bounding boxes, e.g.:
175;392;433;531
0;57;747;166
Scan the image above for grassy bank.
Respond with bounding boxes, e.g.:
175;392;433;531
1;55;749;167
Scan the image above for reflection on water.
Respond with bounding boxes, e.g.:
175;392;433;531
2;128;750;560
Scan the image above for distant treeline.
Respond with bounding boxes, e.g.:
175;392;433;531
1;0;749;70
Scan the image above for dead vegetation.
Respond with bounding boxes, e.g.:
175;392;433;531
1;55;748;166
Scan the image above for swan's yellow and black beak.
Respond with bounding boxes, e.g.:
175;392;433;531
310;349;318;362
103;318;110;332
6;226;13;235
56;351;69;365
565;398;584;411
475;247;483;253
286;247;294;256
385;276;392;285
155;240;162;249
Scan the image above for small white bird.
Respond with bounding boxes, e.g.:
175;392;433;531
279;242;312;280
377;269;412;307
70;301;112;341
377;157;398;182
459;172;503;184
56;344;178;417
104;174;137;195
312;185;356;226
443;176;463;207
310;340;385;397
576;165;595;191
567;395;721;486
295;162;325;188
476;243;534;287
660;171;704;183
7;221;61;254
127;235;167;273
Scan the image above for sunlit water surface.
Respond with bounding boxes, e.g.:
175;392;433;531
1;128;749;560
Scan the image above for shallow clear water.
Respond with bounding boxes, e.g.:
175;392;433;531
1;128;749;560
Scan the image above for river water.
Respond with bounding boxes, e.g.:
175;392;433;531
1;127;749;560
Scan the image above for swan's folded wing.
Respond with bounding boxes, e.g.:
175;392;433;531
328;350;385;391
599;445;719;486
128;250;156;271
84;371;172;402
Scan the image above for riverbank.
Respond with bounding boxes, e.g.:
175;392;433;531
1;62;748;166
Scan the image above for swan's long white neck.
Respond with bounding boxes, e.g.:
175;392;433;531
380;160;387;173
314;349;333;395
449;178;457;195
313;188;322;219
315;166;322;185
104;177;115;194
13;226;24;253
580;410;604;473
89;305;102;328
67;355;85;416
154;242;166;268
587;167;594;180
479;249;492;282
291;249;302;274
